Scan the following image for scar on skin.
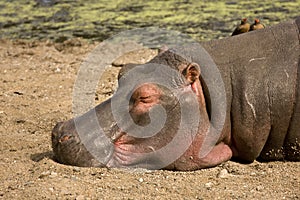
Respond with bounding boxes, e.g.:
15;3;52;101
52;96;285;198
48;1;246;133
245;93;256;119
248;57;266;63
284;69;289;79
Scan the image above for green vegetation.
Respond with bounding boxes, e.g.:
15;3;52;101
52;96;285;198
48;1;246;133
0;0;299;41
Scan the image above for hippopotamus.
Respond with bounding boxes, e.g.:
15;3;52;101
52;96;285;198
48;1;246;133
52;17;300;171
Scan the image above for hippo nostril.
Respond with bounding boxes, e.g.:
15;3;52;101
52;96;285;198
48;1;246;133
58;135;71;143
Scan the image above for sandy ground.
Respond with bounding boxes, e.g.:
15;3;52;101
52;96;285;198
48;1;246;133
0;39;299;199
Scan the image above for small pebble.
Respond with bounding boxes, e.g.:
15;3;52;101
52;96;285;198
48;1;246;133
217;169;229;178
138;178;144;183
39;171;50;178
49;172;58;178
250;172;256;176
49;187;54;193
76;195;85;200
205;182;213;189
256;185;264;191
55;67;61;72
24;181;34;186
73;167;81;172
61;189;71;195
71;175;78;181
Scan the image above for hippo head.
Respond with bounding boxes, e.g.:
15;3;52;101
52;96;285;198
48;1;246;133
52;48;231;171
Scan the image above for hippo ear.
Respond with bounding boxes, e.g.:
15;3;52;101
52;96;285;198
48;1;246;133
117;63;139;80
158;45;169;54
183;62;201;84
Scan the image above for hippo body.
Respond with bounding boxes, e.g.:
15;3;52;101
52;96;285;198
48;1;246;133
52;18;300;170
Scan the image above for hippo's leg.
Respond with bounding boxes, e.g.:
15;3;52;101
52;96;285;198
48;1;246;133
200;142;232;167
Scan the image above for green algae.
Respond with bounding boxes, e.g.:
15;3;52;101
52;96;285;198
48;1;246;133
0;0;299;42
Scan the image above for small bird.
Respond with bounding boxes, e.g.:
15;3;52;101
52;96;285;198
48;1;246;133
231;18;250;36
250;18;265;31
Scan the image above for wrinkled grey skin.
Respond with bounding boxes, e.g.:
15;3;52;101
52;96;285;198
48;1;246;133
202;17;300;162
52;17;300;170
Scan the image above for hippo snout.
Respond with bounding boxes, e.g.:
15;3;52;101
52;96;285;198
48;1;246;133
51;120;104;167
51;121;76;149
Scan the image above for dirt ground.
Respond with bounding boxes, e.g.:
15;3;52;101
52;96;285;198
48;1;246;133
0;39;299;200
